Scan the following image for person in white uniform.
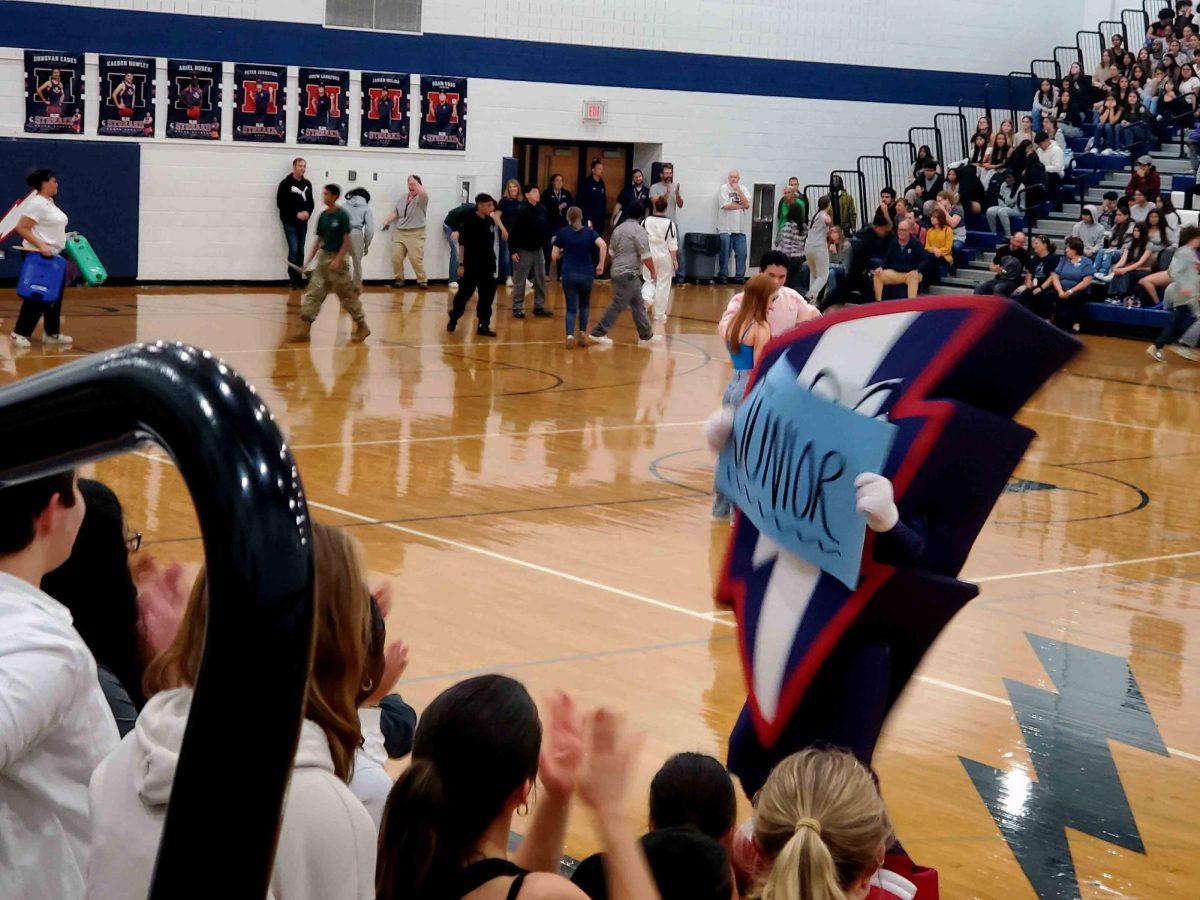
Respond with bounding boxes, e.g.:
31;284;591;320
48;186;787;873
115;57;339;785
642;194;679;321
0;470;117;900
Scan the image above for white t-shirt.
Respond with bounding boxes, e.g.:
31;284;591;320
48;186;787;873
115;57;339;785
717;183;750;234
0;572;119;900
20;194;69;254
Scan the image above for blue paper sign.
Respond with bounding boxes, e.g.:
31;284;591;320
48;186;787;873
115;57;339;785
716;360;897;589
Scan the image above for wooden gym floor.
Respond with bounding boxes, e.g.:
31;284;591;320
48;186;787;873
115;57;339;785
1;281;1198;899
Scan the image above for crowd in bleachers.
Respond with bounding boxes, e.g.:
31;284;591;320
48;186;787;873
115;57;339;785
0;470;929;900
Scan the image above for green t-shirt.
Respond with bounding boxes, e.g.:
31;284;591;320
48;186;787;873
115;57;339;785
316;207;351;253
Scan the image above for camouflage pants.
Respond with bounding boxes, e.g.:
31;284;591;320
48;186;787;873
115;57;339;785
302;250;364;323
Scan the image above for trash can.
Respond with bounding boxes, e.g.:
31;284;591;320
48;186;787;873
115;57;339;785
684;233;720;284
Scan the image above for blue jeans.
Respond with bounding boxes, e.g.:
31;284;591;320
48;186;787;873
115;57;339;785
282;220;307;285
826;263;845;299
1094;248;1121;277
498;237;511;279
718;232;747;281
562;274;594;335
712;368;751;518
1094;122;1119;151
443;223;459;282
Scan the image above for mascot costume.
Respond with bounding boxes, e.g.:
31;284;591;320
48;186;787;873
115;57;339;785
708;296;1080;898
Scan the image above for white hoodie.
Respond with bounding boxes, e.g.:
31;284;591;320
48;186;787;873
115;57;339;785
86;687;376;900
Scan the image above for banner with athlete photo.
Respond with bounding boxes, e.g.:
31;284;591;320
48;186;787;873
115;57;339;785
24;50;84;135
418;75;466;151
360;71;410;148
233;63;286;143
297;67;348;146
166;59;221;140
98;55;155;138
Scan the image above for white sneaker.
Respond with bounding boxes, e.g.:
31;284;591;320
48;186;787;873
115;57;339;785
1146;344;1165;361
1169;344;1200;361
44;334;73;346
9;333;31;348
449;281;459;290
591;334;613;346
639;334;663;346
506;276;513;287
654;314;667;323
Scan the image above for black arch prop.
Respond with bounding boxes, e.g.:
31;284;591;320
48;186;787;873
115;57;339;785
0;342;313;898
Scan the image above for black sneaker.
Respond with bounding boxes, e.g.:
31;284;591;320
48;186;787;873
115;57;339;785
533;308;552;317
447;315;459;333
513;310;526;319
477;325;497;337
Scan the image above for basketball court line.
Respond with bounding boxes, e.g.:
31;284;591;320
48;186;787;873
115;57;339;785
972;550;1200;582
1021;406;1200;438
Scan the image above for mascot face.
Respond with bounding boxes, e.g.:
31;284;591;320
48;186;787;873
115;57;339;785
719;297;1080;745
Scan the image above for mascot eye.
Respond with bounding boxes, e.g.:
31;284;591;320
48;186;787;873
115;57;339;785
852;380;902;420
806;369;843;405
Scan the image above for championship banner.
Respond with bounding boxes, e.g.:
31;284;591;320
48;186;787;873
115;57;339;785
233;63;286;143
297;67;348;146
166;59;221;141
360;71;410;148
98;55;155;138
24;50;84;135
418;75;466;151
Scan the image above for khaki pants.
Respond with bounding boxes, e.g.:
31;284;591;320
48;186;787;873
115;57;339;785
348;230;366;292
302;250;365;323
873;268;921;301
391;228;426;283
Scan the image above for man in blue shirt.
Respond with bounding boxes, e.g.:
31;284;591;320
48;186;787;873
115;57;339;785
872;219;923;301
579;158;608;233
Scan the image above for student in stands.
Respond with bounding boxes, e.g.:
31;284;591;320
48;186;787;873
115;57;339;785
0;471;115;900
1152;83;1193;142
376;678;658;900
1093;50;1116;98
1108;222;1156;306
1092;95;1126;154
904;161;943;206
1129;187;1155;223
571;752;737;900
1148;223;1200;360
87;523;378;899
872;219;923;301
921;207;954;286
1017;114;1037;147
1021;235;1061;318
829;175;857;231
1071;206;1106;258
11;168;74;348
871;188;896;235
735;749;907;900
1033;79;1058;131
1158;193;1184;244
912;144;937;179
1127;156;1162;199
986;171;1024;241
40;480;184;737
826;225;852;304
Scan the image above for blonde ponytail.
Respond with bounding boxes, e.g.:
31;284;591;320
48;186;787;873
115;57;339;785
747;749;893;900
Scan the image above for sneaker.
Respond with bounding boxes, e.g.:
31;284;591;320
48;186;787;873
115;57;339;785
565;334;576;349
351;321;371;343
639;334;663;346
446;315;459;333
1169;344;1200;361
654;314;667;323
449;281;459;291
43;333;73;346
418;281;428;289
1147;344;1166;361
391;280;406;289
513;310;526;319
476;325;497;337
9;333;31;348
590;333;613;346
506;276;513;287
577;332;590;348
533;308;552;318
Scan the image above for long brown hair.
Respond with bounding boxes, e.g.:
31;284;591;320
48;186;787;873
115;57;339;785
749;749;893;900
727;273;776;355
143;522;370;782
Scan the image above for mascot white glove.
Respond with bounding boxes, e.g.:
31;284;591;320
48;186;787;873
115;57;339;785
855;472;899;533
704;407;736;454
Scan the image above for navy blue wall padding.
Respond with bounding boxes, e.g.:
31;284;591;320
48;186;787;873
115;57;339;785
0;138;140;281
0;1;1002;108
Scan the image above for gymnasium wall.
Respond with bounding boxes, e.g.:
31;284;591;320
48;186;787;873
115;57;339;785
0;0;1091;282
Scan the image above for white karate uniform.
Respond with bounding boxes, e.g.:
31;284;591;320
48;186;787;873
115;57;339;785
641;214;678;319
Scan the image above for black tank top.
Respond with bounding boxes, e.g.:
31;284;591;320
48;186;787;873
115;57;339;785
452;858;529;900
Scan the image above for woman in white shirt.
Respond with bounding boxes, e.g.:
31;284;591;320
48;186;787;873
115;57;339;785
12;169;73;348
1179;62;1200;103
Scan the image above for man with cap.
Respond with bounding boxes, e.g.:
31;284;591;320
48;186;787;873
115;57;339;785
1035;131;1065;201
1126;155;1162;200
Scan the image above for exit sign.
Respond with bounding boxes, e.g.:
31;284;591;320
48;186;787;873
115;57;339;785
582;100;608;123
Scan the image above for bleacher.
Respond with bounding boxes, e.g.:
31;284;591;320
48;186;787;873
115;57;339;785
804;0;1196;334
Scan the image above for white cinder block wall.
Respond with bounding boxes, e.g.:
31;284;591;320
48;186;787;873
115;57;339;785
1;0;1094;281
